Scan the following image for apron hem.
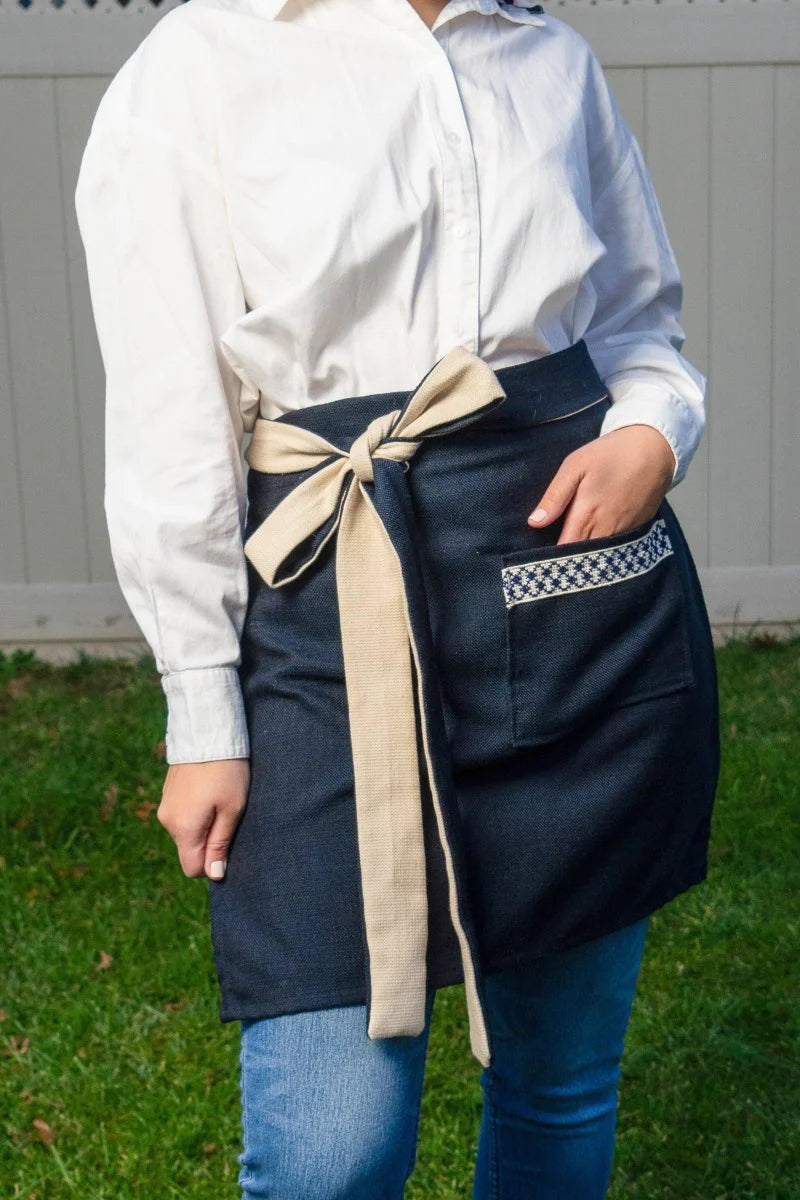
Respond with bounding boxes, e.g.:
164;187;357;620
215;851;711;1026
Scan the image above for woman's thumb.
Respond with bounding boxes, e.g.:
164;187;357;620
204;807;240;882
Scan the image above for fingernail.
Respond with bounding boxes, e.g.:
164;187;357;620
529;508;548;523
209;860;226;880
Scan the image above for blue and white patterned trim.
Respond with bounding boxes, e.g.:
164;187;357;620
501;518;674;607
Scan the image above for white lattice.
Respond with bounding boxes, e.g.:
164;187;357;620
0;0;185;11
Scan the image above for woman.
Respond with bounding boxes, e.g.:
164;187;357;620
74;0;721;1195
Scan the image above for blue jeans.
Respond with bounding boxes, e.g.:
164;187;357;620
236;914;651;1199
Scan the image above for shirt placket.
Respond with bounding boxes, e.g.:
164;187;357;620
417;27;483;357
430;63;482;358
377;0;544;359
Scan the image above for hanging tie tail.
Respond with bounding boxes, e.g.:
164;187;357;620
368;456;496;1069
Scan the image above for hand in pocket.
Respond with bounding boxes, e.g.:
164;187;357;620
527;423;677;545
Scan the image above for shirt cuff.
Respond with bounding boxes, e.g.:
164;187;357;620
597;378;703;492
161;666;250;763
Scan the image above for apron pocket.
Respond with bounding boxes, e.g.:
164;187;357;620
500;510;696;748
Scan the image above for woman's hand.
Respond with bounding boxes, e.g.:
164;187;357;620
157;759;250;882
527;424;677;545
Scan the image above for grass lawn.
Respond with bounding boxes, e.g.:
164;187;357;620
1;633;799;1199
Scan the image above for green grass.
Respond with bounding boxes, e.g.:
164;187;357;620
1;635;798;1199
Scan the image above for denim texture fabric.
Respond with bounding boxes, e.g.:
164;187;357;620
236;913;652;1200
208;339;720;1031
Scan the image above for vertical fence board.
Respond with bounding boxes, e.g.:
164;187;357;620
708;66;774;567
644;66;711;565
0;182;25;582
0;77;88;583
57;74;116;582
772;66;800;566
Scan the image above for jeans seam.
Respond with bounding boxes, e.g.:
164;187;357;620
403;1072;425;1185
487;1069;500;1200
238;1023;253;1193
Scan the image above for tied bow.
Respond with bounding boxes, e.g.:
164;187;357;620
242;345;506;1066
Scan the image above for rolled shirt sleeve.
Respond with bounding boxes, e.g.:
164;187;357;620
75;70;254;763
581;51;707;491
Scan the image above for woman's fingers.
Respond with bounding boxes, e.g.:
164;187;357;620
157;759;250;881
529;425;675;546
527;452;584;529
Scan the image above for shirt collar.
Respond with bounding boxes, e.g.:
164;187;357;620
428;0;547;27
478;1;547;27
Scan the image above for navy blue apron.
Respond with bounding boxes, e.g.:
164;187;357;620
208;339;721;1063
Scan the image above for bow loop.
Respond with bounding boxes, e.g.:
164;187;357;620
243;455;352;588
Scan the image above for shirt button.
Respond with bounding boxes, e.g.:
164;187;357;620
453;221;469;239
445;129;462;145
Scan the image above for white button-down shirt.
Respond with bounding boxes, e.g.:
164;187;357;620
74;0;707;765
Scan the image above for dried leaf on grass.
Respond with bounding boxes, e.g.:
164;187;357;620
7;674;33;699
32;1117;54;1146
100;784;119;822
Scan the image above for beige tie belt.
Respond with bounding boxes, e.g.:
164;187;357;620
242;345;507;1068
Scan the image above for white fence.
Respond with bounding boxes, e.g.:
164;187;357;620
1;0;799;658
